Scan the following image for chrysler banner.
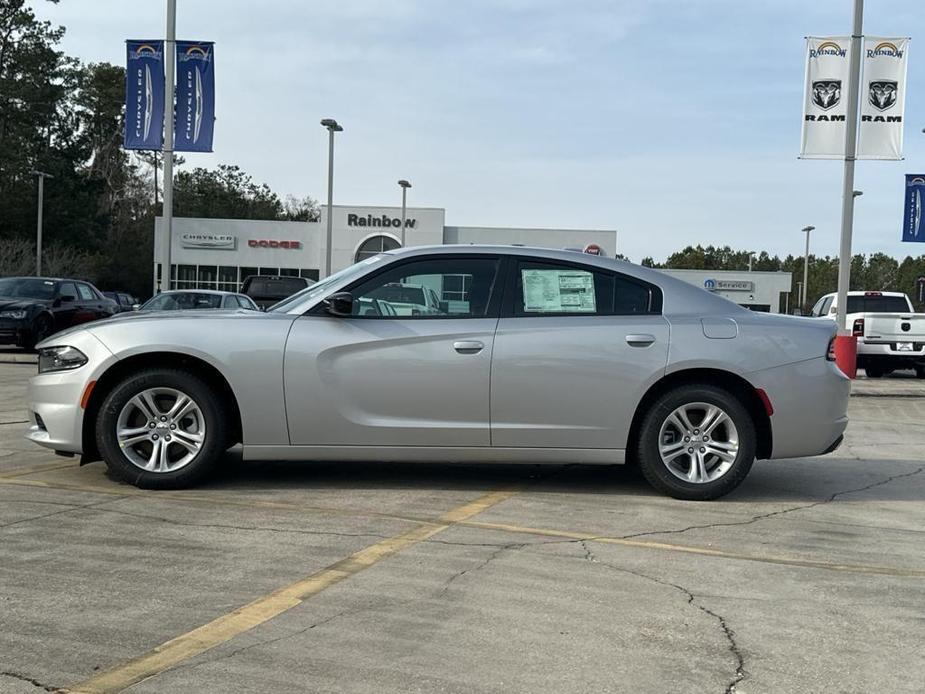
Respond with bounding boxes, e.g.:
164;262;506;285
857;37;909;160
801;37;851;159
903;175;925;243
174;41;215;152
124;40;165;150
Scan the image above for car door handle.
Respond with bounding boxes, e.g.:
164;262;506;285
625;334;656;347
453;340;484;354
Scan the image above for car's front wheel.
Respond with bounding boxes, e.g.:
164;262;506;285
96;369;229;488
637;384;756;501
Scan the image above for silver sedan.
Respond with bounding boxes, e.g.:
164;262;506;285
26;246;849;500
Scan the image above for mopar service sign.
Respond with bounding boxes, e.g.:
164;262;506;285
180;233;236;250
903;175;925;243
704;279;754;292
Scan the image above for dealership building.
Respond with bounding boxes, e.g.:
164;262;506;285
153;204;792;313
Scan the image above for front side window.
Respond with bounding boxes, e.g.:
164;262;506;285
348;257;501;318
514;261;654;316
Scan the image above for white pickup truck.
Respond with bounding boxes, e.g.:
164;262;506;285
810;291;925;378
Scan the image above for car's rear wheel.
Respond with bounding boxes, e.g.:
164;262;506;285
864;365;885;378
637;384;756;501
96;369;228;488
916;365;925;380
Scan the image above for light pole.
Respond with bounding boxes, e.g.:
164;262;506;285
30;170;54;276
796;281;803;313
161;0;177;292
801;225;815;310
747;252;756;272
320;118;343;278
398;179;411;246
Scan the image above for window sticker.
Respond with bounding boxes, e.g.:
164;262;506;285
522;269;596;313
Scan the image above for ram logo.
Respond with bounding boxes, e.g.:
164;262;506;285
812;80;841;110
868;80;897;111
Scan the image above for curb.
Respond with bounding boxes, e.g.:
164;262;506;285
0;354;37;364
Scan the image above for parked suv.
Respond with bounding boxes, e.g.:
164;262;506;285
102;291;139;313
241;275;314;310
0;277;117;349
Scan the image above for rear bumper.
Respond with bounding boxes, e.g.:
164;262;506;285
857;341;925;365
749;357;850;460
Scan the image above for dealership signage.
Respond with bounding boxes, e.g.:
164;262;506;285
801;36;909;160
174;41;215;152
347;213;416;229
247;239;302;249
704;279;754;292
180;233;236;249
123;40;165;150
903;175;925;243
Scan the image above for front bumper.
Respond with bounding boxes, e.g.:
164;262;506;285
26;331;116;455
0;319;28;346
749;356;851;460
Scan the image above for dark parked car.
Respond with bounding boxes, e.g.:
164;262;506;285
241;275;314;310
0;277;118;349
102;291;139;313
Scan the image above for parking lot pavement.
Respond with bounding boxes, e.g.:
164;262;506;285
1;363;924;693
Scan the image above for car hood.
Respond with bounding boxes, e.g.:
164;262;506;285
0;297;47;311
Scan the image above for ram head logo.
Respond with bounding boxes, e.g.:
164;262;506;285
812;80;841;110
868;80;897;111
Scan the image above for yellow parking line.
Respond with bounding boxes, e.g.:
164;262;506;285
461;520;925;577
67;489;517;694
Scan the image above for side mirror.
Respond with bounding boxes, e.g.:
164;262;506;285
61;294;75;303
324;292;354;317
438;300;449;313
132;304;141;311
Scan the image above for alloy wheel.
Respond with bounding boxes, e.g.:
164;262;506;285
657;402;739;484
115;387;206;473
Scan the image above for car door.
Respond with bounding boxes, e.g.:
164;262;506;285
74;283;105;322
54;281;80;330
491;257;670;450
284;254;503;447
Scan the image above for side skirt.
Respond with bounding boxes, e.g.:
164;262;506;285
243;445;626;465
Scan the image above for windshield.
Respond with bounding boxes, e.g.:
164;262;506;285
846;295;911;313
0;278;57;300
141;292;225;311
268;255;388;312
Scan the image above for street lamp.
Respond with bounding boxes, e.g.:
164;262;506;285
320;118;343;278
801;225;815;310
747;251;756;272
398;179;411;246
853;190;863;197
29;170;54;276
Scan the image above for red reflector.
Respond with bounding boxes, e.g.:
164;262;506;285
80;381;96;410
864;291;882;296
755;388;774;417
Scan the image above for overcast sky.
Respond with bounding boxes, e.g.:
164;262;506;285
32;0;925;262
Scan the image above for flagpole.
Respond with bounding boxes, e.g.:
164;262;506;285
161;0;176;292
833;0;863;376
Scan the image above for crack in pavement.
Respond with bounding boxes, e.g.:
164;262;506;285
147;541;527;683
578;541;746;694
621;465;925;541
0;497;123;530
0;670;63;692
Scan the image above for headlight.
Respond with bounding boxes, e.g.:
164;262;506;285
38;346;88;373
0;310;27;320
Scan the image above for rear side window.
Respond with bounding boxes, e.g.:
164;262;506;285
514;261;656;316
846;296;911;313
76;284;96;301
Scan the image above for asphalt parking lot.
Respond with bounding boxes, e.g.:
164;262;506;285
1;361;924;693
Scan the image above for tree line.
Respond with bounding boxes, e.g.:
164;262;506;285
640;246;925;311
1;1;922;308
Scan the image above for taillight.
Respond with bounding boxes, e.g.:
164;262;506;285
852;318;864;337
827;337;837;361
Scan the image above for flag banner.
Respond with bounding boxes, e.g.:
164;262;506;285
903;175;925;243
174;41;215;152
124;40;165;150
857;37;909;160
801;37;852;159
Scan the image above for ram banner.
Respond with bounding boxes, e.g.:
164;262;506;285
903;175;925;243
800;37;852;159
174;41;215;152
857;37;909;160
124;40;165;150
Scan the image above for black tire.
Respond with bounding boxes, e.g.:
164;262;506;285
636;384;756;501
21;314;52;350
864;365;884;378
96;368;229;489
